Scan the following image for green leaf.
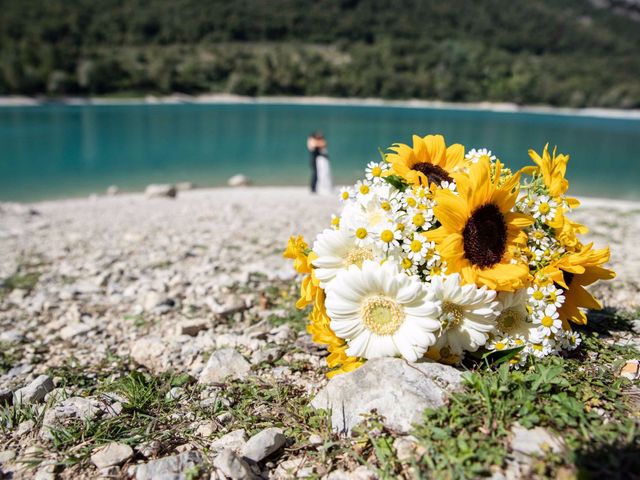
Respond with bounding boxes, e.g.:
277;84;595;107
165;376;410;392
481;346;524;366
383;174;408;192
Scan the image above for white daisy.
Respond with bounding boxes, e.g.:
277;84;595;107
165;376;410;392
355;179;373;200
339;187;352;202
429;274;501;355
324;260;441;362
533;304;562;336
527;285;546;308
312;228;381;288
402;235;429;263
365;162;385;181
465;148;496;164
532;195;558;224
543;284;565;309
376;225;403;253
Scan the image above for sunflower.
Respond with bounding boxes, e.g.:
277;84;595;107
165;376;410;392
537;243;615;325
386;134;465;187
427;158;534;291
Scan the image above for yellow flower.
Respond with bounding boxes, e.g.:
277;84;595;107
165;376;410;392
387;134;465;187
305;289;364;376
427;158;534;291
283;235;311;274
537;243;615;325
524;144;572;198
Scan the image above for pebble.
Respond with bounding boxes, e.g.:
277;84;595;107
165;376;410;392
198;348;251;384
13;375;54;405
241;427;287;462
213;448;255;479
134;451;203;480
510;424;564;456
144;183;177;198
177;318;210;336
90;442;134;469
210;429;248;453
620;359;639;380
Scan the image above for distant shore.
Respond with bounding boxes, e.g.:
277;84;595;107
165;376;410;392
2;94;640;120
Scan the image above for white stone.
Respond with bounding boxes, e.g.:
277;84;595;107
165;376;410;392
510;424;564;456
198;349;251;384
210;429;248;453
311;358;464;434
41;397;102;440
13;375;54;404
134;451;203;480
213;448;255;479
241;427;286;462
91;442;133;469
145;184;177;198
227;174;251;187
106;185;120;196
130;336;168;373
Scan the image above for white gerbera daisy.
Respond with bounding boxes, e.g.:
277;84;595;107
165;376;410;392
495;289;536;338
324;260;441;362
533;304;562;336
430;274;501;355
312;228;381;287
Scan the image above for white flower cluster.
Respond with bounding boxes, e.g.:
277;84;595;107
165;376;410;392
312;153;581;367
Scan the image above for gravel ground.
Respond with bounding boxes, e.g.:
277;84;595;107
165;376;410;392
0;186;637;479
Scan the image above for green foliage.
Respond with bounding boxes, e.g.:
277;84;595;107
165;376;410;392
411;332;640;479
0;0;639;107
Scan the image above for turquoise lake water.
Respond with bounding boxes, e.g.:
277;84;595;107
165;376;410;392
0;103;639;202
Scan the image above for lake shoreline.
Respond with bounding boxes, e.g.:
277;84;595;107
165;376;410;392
3;185;640;210
1;94;640;120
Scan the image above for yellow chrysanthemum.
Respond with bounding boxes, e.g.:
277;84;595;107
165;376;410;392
283;235;312;275
523;144;581;230
524;144;572;198
537;243;615;325
386;134;465;187
427;158;534;291
306;288;364;376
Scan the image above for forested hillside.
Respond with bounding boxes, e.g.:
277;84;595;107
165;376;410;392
1;0;639;107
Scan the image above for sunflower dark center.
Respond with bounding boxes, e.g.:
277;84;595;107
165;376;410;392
462;203;507;268
412;162;453;186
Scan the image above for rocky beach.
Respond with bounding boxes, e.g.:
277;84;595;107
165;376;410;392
1;186;638;479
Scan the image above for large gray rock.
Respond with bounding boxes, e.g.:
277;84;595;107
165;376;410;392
13;375;54;405
91;442;133;469
198;349;251;384
311;358;464;434
135;451;204;480
241;427;286;462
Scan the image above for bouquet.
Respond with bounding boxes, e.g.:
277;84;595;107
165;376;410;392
285;134;615;377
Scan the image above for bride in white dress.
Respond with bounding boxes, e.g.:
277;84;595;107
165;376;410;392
308;132;334;196
315;151;333;195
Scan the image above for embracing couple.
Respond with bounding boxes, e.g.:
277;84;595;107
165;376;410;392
307;132;333;195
